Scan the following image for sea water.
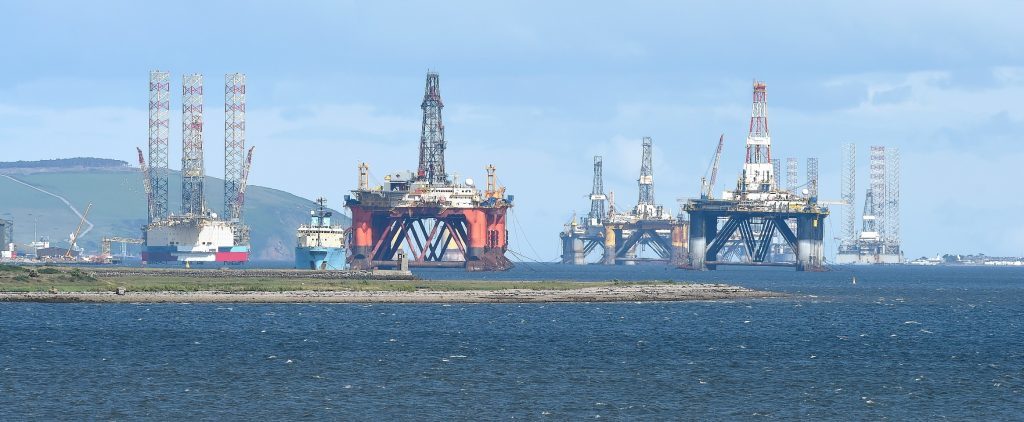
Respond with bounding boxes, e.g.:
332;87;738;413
1;265;1021;419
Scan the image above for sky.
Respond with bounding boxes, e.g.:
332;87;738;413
1;1;1022;260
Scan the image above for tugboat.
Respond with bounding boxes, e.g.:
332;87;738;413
295;197;347;270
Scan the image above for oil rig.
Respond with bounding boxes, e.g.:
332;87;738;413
560;137;688;265
345;72;514;271
138;71;254;264
835;143;903;264
684;81;828;271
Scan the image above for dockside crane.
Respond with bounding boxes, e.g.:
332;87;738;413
65;203;92;260
701;134;725;199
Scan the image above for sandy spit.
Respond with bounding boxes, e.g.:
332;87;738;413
0;284;782;304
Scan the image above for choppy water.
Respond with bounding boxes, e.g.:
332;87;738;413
1;265;1022;419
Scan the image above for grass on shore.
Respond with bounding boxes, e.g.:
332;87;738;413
0;265;670;293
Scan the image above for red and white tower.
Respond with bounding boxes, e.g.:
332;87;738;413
181;73;205;216
743;80;774;192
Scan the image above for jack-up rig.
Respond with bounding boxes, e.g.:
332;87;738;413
683;81;828;271
835;143;902;264
560;137;688;265
345;72;514;271
138;71;254;264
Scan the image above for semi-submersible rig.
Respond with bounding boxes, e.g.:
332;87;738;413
562;80;829;271
345;72;514;271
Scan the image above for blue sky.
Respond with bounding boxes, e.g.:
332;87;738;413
2;1;1022;259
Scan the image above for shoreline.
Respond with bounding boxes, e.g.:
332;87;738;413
0;283;782;304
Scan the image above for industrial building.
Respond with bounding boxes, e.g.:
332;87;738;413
560;137;687;265
138;71;254;264
684;81;828;271
0;218;13;259
835;143;903;264
345;72;514;271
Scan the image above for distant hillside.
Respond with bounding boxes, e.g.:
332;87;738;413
0;167;349;262
0;157;131;173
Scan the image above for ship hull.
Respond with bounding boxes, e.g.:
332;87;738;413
143;245;250;263
143;217;250;264
295;247;347;270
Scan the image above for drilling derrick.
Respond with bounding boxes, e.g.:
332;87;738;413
181;73;205;216
685;80;828;271
148;71;171;223
346;71;513;271
742;81;774;193
589;156;606;225
635;137;655;217
417;72;447;185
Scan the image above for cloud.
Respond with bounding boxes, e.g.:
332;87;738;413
0;104;145;161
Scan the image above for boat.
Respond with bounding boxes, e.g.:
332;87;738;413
295;197;347;270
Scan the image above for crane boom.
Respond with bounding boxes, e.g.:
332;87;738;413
65;203;92;260
235;146;255;219
708;134;724;198
701;134;725;199
137;147;154;220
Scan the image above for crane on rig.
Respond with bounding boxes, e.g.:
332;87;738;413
136;147;154;220
65;203;92;260
700;134;725;199
233;146;255;220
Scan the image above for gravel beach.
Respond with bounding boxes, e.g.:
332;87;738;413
0;283;781;303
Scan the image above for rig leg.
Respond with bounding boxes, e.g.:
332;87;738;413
572;238;585;265
560;233;574;264
623;245;637;266
671;223;688;266
560;233;585;265
348;208;375;270
687;212;708;270
796;214;826;271
602;225;617;265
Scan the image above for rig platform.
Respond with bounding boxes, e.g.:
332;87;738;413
560;138;688;266
684;195;827;271
684;80;828;271
346;72;513;271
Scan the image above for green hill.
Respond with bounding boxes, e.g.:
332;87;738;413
0;165;348;262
